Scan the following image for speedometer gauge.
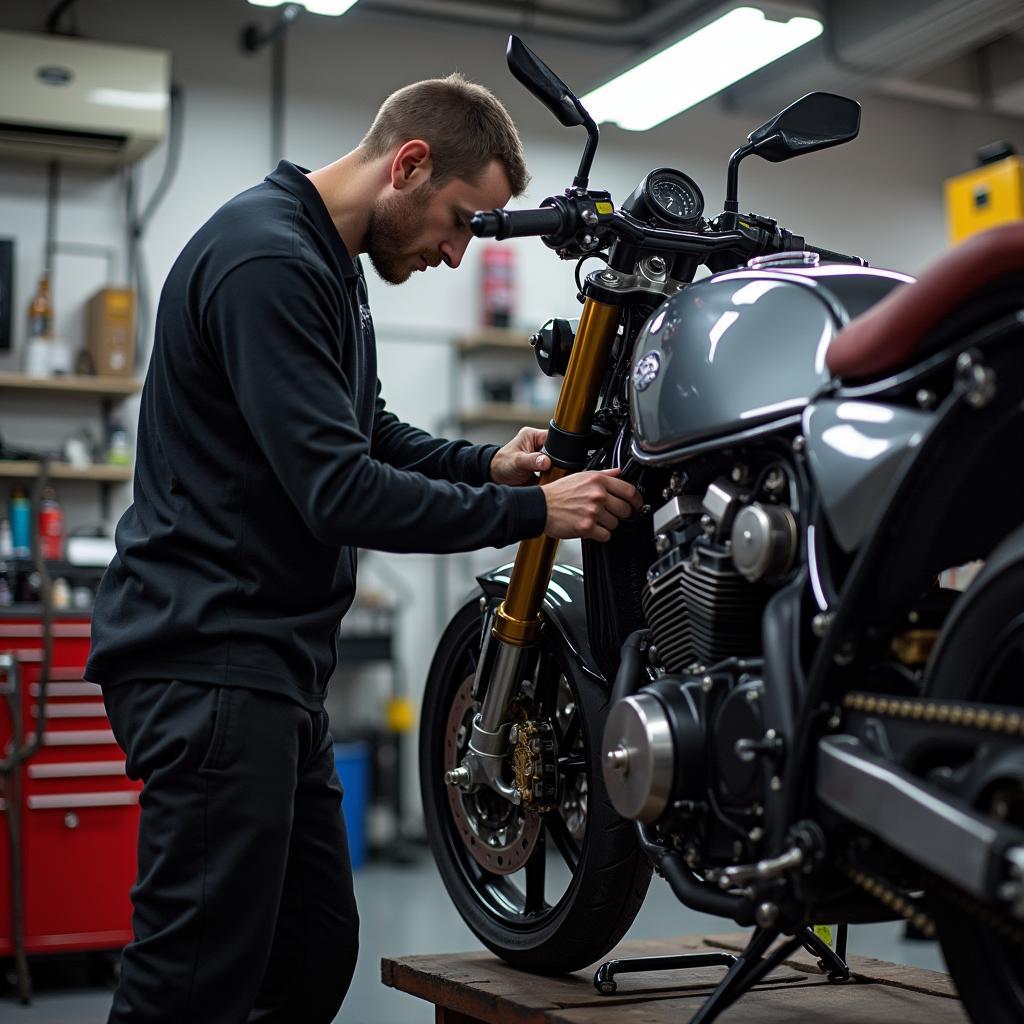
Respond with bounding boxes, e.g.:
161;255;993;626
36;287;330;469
643;168;704;226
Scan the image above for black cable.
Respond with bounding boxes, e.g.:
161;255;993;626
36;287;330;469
129;83;184;367
44;0;80;35
271;32;287;166
574;250;608;296
44;161;60;279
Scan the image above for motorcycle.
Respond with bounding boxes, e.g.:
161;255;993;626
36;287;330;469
419;34;1024;1024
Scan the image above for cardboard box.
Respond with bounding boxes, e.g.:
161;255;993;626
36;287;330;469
86;286;135;376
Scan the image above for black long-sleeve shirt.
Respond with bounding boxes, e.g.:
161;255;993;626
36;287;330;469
86;161;547;707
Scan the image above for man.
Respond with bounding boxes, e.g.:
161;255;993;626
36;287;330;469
86;73;639;1023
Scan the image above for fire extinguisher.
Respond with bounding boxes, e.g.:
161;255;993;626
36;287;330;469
482;244;515;328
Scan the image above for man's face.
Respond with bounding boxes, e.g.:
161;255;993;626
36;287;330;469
365;159;512;285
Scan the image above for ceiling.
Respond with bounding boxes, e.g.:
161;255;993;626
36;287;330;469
355;0;1024;116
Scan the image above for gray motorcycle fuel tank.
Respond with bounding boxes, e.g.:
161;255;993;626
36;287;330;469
630;264;912;459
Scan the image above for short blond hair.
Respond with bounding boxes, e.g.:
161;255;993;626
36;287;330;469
360;73;529;196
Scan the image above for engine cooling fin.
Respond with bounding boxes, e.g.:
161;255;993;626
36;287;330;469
642;541;770;673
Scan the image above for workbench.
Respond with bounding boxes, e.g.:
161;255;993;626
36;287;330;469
381;931;967;1023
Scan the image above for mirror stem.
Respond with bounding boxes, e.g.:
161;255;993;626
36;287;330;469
724;142;752;215
572;110;600;190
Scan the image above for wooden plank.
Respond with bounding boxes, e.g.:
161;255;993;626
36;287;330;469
702;933;960;998
383;933;966;1024
0;371;140;397
382;936;808;1024
437;1009;488;1024
549;980;969;1023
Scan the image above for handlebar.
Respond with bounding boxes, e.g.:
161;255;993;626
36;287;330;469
804;243;867;266
471;206;565;240
470;195;866;268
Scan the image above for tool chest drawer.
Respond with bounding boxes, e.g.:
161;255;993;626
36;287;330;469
0;614;140;956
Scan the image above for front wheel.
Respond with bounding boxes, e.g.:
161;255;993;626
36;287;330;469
419;599;652;973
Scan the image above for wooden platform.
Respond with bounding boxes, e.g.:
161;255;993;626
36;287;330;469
381;932;968;1024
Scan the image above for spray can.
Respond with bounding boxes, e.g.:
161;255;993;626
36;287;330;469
38;486;64;561
482;244;515;328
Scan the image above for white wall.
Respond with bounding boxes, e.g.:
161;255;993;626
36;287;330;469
1;0;1021;822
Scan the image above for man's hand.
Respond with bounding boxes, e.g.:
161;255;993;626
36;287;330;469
491;427;551;486
542;468;642;542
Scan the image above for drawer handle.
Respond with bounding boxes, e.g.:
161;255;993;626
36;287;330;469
40;730;117;747
28;760;127;779
64;812;80;829
32;703;108;719
28;791;139;810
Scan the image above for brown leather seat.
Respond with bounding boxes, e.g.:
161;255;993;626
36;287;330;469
827;222;1024;380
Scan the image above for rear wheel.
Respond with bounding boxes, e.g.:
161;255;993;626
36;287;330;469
419;599;652;973
924;556;1024;1022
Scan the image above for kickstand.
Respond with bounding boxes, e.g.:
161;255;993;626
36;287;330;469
801;924;851;982
593;924;852;1024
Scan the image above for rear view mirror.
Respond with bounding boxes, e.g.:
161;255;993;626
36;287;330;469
748;92;861;163
507;35;585;128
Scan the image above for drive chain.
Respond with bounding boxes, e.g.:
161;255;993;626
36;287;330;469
839;691;1024;948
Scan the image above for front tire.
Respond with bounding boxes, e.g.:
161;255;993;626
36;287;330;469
419;599;652;973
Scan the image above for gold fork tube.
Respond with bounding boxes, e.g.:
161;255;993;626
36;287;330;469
493;297;621;647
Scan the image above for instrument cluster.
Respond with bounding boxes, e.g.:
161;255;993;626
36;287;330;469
622;167;705;228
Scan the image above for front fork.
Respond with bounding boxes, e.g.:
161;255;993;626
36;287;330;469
445;297;621;802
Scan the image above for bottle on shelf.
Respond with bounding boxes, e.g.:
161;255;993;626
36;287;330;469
0;562;12;607
38;486;64;561
24;272;53;377
8;487;31;558
106;417;132;467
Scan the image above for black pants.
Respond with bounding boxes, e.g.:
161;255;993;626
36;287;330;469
102;680;359;1023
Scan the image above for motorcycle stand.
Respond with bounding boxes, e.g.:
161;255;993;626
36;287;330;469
593;924;850;1022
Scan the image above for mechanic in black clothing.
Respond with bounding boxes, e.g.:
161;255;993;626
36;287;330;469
86;73;640;1024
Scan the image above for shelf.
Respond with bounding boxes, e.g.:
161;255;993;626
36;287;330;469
0;372;140;399
455;329;533;354
0;461;132;482
458;404;550;429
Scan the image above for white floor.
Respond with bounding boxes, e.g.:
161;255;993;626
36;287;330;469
3;848;946;1024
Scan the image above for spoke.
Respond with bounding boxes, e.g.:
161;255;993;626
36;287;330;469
546;812;580;873
558;755;586;772
524;829;547;913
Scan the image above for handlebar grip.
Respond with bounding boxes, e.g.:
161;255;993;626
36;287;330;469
806;244;867;267
471;206;566;240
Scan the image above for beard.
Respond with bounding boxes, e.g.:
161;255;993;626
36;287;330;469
364;189;430;285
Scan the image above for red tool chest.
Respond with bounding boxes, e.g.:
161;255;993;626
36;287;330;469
0;613;140;955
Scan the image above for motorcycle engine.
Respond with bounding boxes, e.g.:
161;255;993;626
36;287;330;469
603;469;798;862
643;475;796;675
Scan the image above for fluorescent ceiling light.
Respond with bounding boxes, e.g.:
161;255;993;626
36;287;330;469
247;0;359;15
580;6;822;132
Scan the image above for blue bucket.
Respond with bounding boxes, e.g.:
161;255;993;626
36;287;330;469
334;741;370;870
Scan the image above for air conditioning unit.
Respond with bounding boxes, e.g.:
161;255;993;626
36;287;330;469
0;30;170;168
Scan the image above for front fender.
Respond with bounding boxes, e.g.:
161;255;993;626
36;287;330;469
474;562;605;684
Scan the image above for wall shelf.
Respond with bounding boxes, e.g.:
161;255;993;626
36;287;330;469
0;372;140;399
455;329;532;354
458;404;549;429
0;462;132;482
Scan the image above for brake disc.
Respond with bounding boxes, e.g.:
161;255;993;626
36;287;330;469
445;676;542;875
